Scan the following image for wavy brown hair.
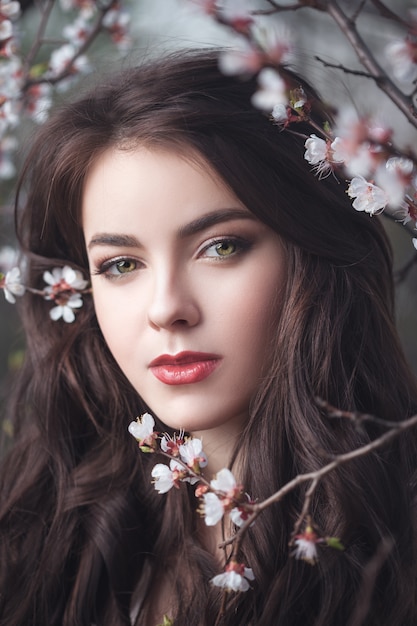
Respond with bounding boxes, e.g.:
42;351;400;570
1;50;417;625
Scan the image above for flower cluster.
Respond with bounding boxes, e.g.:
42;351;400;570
128;412;255;592
194;1;417;245
0;262;90;322
128;412;344;593
0;0;131;181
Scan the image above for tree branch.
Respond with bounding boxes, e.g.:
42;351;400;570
326;0;417;129
369;0;409;28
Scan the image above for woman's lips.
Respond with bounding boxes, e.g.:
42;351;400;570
149;352;221;385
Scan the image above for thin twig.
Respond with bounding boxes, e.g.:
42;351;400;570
326;1;417;128
351;0;367;23
369;0;409;28
22;0;55;73
220;410;417;551
252;1;306;16
314;55;373;79
25;4;113;89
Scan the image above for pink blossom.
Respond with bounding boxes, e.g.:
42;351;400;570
230;506;250;527
347;176;388;215
391;198;417;227
251;68;287;112
0;245;18;271
304;134;344;177
334;109;390;178
218;44;262;76
103;8;131;51
375;157;414;208
211;561;255;592
63;15;92;47
24;84;52;124
0;1;20;20
160;431;184;456
48;44;90;84
292;528;320;565
219;0;253;33
59;0;95;18
252;21;294;66
0;1;20;44
386;39;417;83
0;19;12;42
191;0;217;15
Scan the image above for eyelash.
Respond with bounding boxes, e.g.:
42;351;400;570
92;236;251;279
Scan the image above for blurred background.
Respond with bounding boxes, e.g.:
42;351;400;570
1;0;417;420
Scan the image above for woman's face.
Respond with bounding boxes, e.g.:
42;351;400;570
82;147;286;435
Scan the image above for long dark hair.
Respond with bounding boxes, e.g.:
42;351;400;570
1;49;417;625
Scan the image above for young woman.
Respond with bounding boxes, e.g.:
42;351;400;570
1;49;417;626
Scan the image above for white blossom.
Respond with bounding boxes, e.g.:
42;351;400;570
0;245;18;271
292;537;318;564
43;265;88;323
128;412;155;443
0;1;21;20
375;157;414;208
271;103;288;124
230;506;247;527
49;293;83;323
0;19;12;42
218;44;262;76
63;15;92;46
386;39;417;83
251;68;287;112
2;266;25;303
210;467;237;493
211;562;255;592
151;460;181;494
43;265;88;292
347;176;388;215
48;44;91;83
179;437;207;470
202;492;224;526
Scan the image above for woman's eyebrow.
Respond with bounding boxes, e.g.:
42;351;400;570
87;208;255;251
87;233;140;251
178;207;255;238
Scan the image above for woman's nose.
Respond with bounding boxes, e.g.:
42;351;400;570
147;269;200;331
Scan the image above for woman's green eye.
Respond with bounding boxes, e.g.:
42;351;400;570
205;240;238;258
215;242;236;256
115;259;136;273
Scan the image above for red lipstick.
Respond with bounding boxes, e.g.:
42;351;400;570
149;351;221;385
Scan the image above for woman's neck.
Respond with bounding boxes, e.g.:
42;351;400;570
191;416;245;479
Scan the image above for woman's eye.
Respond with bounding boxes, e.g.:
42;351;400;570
94;258;139;278
113;259;137;274
203;238;247;259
